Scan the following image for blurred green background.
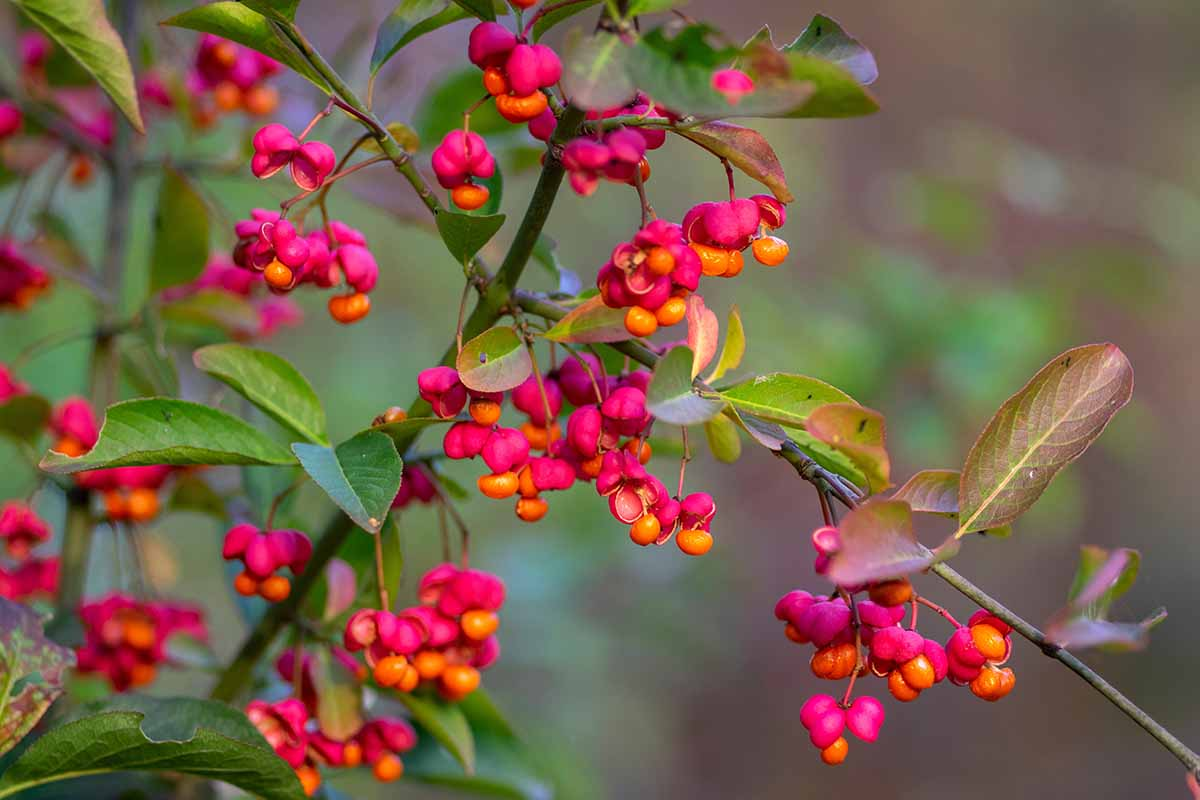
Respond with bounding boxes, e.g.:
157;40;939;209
2;0;1199;797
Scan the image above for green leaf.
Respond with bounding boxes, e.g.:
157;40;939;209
0;598;73;758
456;327;532;393
0;696;306;800
378;515;404;609
436;212;505;265
449;0;495;21
705;304;745;382
194;343;328;445
313;647;363;741
0;395;51;445
805;402;890;493
956;344;1134;538
161;289;263;338
370;416;455;449
645;346;724;425
416;68;508;142
359;121;421;154
718;373;853;427
787;429;868;489
674;122;793;203
396;692;475;775
293;431;402;533
32;210;88;270
404;691;550;799
13;0;144;132
163;2;330;91
121;325;179;399
684;295;718;379
560;29;637;111
784;15;878;85
532;0;600;41
741;26;878;118
825;500;932;585
39;398;297;473
371;0;471;75
542;295;632;344
890;469;1009;536
239;0;300;21
628;26;813;119
703;413;741;463
149;165;209;294
624;0;684;15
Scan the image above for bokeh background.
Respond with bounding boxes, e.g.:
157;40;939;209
3;1;1199;798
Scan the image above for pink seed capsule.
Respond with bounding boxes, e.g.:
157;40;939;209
845;695;885;742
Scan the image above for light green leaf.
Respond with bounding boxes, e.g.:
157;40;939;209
805;402;890;493
239;0;300;21
456;327;532;393
719;372;853;427
149;165;209;294
956;344;1134;538
39;398;297;473
0;395;51;444
645;346;724;425
532;0;600;41
542;295;633;344
13;0;144;132
705;304;745;382
784;14;878;85
787;429;868;489
293;431;402;533
449;0;495;21
436;212;505;265
371;0;471;75
703;413;741;463
370;416;455;449
163;2;330;90
561;29;636;110
194;343;327;445
416;68;508;142
0;696;306;800
396;692;475;775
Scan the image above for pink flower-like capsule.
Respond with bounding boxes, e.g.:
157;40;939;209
923;637;949;683
619;369;653;395
468;22;518;69
404;605;460;648
393;464;438;507
855;600;898;629
527;107;557;142
0;102;23;139
256;218;310;270
20;31;50;71
845;695;885;742
702;198;761;249
600;386;649;438
526;457;576;492
246;698;309;768
566;404;603;458
751;194;786;229
0;556;59;601
511;374;563;426
504;43;562;96
803;701;846;750
250;123;299;179
418;563;460;605
431;130;496;189
376;609;429;655
869;626;924;663
557;353;606;406
290;140;336;191
50;397;99;450
0;363;28;403
418;366;468;418
711;68;755;104
442;421;492;460
436;568;506;617
481;427;531;473
605;128;647;165
337;243;378;293
796;599;853;647
775;589;816;624
800;693;839;731
811;525;841;556
0;502;50;560
472;634;501;670
946;625;987;668
679;492;716;531
344;608;381;651
968;609;1013;637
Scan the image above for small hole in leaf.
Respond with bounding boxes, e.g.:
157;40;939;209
857;418;867;434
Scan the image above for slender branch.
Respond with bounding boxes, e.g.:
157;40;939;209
931;562;1200;777
210;514;355;702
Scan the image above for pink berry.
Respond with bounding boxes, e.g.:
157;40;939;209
800;693;838;730
845;696;885;743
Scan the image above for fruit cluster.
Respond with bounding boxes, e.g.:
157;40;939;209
415;357;718;553
0;501;59;602
48;398;173;522
188;33;281;125
774;526;1018;765
596;219;701;337
560;95;666;196
222;524;313;602
343;562;504;701
251;124;336;191
431;130;496;211
231;210;378;324
683;195;789;277
467;22;561;124
76;592;207;690
0;240;52;310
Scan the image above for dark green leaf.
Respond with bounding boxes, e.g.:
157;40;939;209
194;343;327;445
370;416;455;449
784;15;878;85
13;0;144;132
371;0;471;75
826;500;932;585
436;212;506;265
674;122;793;203
0;598;73;758
956;344;1134;538
416;69;508;142
313;648;362;741
624;0;685;15
149;165;209;294
805;403;890;493
645;346;724;425
456;327;532;393
705;304;744;382
560;29;637;110
378;516;403;609
293;431;402;533
121;329;179;399
703;413;741;463
787;429;868;489
531;0;600;41
719;373;853;427
239;0;300;21
542;295;632;344
39;398;297;473
450;0;495;21
741;26;878;118
163;2;330;90
0;395;51;445
0;696;306;800
396;692;475;775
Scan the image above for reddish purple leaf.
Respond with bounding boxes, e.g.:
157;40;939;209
685;295;719;379
323;558;357;621
675;122;794;203
806;403;890;493
826;500;932;585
